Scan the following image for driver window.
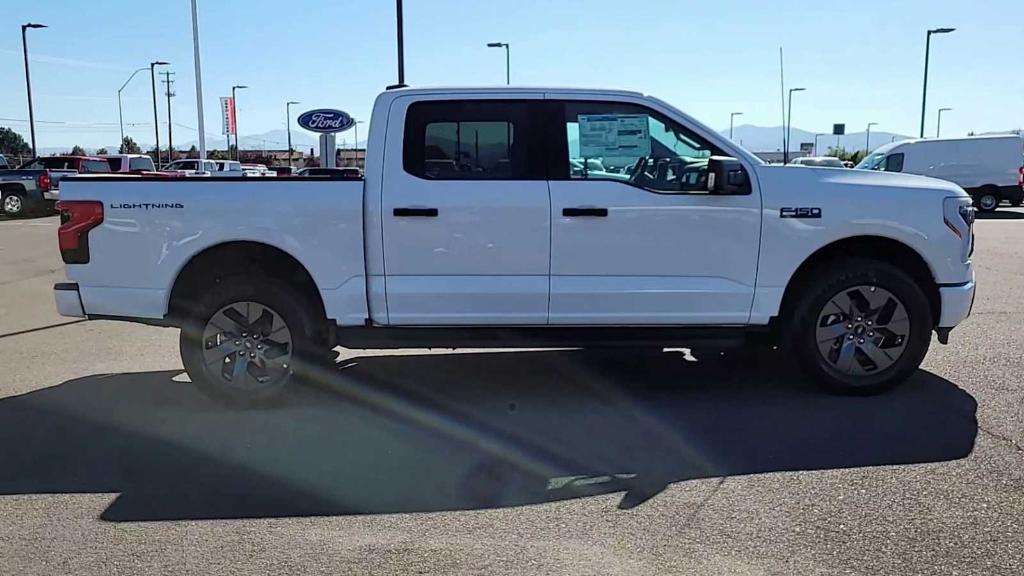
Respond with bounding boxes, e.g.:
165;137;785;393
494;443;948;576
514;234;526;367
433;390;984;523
562;101;719;192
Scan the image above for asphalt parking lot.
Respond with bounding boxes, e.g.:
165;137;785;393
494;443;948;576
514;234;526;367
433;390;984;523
1;211;1022;576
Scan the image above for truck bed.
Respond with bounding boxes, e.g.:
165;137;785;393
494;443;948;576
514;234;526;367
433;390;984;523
59;177;369;325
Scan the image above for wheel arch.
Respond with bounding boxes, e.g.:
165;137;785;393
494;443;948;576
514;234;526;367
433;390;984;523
777;235;940;329
167;241;326;325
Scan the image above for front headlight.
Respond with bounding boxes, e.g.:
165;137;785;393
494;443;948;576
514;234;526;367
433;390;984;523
943;196;974;261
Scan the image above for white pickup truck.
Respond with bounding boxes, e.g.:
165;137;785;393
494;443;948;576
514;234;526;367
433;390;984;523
53;87;976;403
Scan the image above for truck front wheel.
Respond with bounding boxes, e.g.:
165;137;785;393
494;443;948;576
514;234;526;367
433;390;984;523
785;259;932;394
180;276;320;405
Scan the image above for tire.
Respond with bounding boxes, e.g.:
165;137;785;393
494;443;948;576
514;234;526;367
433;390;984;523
784;259;932;395
1011;200;1022;208
1;192;25;217
975;188;1000;213
179;276;322;406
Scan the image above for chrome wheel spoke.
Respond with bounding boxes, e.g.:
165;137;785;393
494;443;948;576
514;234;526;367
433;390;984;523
835;339;858;373
816;322;848;342
221;306;250;331
859;341;895;371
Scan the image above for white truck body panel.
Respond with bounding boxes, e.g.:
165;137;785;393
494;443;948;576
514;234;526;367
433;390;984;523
59;180;368;325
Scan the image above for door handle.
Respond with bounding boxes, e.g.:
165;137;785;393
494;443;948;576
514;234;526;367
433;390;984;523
563;207;608;217
393;207;439;217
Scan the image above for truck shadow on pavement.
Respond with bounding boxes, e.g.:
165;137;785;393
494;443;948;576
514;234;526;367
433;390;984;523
0;349;978;522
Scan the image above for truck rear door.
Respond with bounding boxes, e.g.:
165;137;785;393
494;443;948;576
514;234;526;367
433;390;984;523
380;95;550;325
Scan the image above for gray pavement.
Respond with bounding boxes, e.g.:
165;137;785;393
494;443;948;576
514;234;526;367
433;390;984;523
0;211;1022;575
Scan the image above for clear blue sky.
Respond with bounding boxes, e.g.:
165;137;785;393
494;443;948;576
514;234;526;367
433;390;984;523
1;0;1021;150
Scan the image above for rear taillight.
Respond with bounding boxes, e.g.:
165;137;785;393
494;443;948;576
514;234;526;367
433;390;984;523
57;201;103;264
37;172;51;191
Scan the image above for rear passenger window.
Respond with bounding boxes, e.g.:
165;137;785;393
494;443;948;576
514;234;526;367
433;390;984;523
81;160;110;173
403;100;543;180
128;157;153;171
884;153;904;172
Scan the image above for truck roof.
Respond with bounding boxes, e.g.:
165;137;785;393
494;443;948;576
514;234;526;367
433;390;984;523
383;85;645;98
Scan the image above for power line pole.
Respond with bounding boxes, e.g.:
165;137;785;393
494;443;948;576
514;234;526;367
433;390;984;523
161;71;176;162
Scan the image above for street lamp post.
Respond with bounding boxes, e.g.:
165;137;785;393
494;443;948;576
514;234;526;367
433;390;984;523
937;107;952;138
231;85;248;160
486;42;510;85
353;120;365;150
150;61;169;166
21;23;47;158
865;122;878;154
813;133;824;156
785;87;806;164
286;101;300;167
729;112;744;140
190;0;208;161
396;0;405;85
919;27;955;138
117;67;148;150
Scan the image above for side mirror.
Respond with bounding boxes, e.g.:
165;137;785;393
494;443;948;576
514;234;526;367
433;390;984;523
707;156;751;195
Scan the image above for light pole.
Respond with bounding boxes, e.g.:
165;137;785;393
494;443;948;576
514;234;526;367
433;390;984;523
785;87;805;164
21;23;47;157
937;107;952;138
729;112;743;140
231;85;247;160
353;120;365;150
286;101;299;167
813;133;824;156
353;119;365;167
396;0;405;85
117;67;148;150
865;122;878;154
486;42;510;85
191;0;208;161
150;60;169;166
919;27;955;138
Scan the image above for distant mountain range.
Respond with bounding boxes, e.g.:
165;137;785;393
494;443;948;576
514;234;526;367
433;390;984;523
721;125;912;154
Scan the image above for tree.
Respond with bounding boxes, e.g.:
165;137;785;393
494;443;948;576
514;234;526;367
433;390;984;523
119;136;142;154
208;149;228;160
186;145;199;159
95;147;109;155
0;127;31;156
69;145;87;156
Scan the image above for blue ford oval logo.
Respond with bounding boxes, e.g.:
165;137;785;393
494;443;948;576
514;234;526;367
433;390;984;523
297;109;354;133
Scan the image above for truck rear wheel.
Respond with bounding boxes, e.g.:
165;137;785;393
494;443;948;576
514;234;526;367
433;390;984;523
2;192;25;216
180;276;320;405
785;259;932;394
975;187;1000;212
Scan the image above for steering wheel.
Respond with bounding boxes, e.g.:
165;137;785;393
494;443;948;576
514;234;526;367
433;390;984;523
674;162;709;191
628;157;649;186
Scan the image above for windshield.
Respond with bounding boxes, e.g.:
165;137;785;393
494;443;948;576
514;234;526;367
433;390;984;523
856;152;886;170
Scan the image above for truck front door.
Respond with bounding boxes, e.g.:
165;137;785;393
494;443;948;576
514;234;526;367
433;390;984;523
381;96;550;325
546;98;761;325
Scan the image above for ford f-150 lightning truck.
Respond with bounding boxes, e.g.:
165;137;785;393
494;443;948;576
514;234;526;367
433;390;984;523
53;87;976;403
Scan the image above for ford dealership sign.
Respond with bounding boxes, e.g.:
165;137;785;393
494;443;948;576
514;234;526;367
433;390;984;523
297;109;354;133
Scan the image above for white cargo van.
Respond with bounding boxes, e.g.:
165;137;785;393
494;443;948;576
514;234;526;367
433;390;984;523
856;135;1024;211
